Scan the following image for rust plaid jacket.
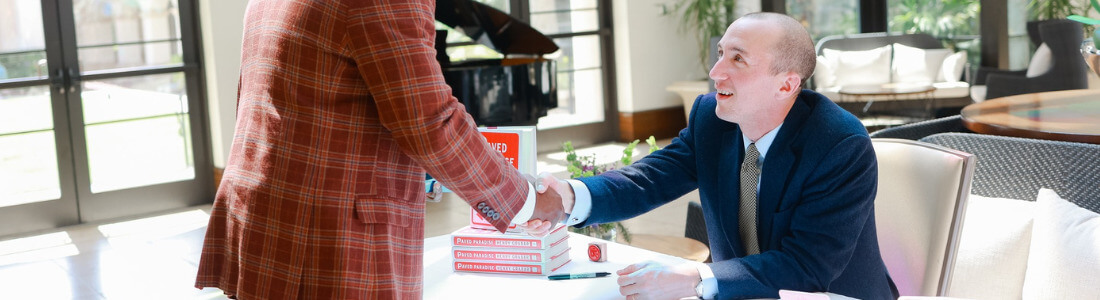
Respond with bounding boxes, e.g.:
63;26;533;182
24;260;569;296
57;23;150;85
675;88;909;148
195;0;529;298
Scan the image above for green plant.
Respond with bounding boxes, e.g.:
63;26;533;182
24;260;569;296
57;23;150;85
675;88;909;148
662;0;737;75
562;136;663;242
1029;0;1086;21
889;0;979;40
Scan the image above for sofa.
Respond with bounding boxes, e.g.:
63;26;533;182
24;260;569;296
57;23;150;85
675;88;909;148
813;33;973;117
892;133;1100;299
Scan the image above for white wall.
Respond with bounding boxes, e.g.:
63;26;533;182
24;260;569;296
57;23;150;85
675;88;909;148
199;0;246;168
613;0;760;113
612;0;700;113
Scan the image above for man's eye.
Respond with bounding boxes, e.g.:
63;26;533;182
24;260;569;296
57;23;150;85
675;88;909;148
734;54;744;62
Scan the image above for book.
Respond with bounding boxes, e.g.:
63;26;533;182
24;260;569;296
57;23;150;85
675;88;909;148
452;256;571;275
450;224;567;250
452;234;570;263
425;126;537;195
452;244;571;275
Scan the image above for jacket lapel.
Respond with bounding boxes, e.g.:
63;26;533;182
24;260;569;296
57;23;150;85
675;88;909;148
718;129;746;256
755;93;811;250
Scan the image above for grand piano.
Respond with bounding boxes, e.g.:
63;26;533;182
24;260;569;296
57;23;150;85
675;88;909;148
435;0;559;126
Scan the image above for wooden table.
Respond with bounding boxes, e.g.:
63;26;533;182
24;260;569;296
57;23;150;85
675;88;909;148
961;89;1100;144
616;234;710;263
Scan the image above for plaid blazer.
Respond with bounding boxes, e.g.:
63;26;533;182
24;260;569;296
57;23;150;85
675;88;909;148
196;0;528;298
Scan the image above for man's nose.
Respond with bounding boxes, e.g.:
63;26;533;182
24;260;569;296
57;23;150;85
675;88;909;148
709;63;725;81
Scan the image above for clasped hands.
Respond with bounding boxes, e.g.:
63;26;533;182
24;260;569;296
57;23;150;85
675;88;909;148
520;173;702;300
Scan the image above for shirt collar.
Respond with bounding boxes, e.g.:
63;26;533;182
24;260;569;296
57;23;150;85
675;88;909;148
741;123;783;163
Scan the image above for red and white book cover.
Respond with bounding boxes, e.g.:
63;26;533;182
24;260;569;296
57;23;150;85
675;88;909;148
452;245;571;275
468;126;537;230
452;233;570;263
451;224;567;250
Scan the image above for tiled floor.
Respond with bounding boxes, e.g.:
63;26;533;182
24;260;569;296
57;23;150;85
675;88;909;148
0;139;698;299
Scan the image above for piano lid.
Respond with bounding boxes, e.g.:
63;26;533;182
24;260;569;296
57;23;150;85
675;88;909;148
436;0;559;56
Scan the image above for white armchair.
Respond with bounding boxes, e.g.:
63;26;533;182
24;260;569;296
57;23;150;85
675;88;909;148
871;139;976;296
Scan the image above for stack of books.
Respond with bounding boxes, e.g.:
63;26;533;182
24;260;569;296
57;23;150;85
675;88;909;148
450;223;571;275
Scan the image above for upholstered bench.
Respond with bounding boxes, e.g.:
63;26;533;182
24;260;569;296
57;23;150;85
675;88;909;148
813;33;973;118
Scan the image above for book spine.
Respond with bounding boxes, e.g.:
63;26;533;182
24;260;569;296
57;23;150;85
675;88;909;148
453;261;545;275
452;249;544;262
452;236;542;249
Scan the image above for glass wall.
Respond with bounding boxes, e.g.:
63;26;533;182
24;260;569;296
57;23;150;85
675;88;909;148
786;0;860;43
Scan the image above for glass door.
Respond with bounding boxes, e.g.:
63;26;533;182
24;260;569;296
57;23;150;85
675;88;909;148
0;0;211;237
0;0;80;236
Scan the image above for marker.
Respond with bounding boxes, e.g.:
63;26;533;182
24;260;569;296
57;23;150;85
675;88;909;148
547;272;611;281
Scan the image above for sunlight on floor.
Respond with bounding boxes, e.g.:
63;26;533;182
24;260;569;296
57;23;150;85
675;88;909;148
0;231;79;266
98;209;209;241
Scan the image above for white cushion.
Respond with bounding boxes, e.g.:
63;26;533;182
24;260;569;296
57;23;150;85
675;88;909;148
823;45;892;87
892;43;952;84
930;81;971;99
1021;188;1100;299
938;51;968;82
945;194;1034;300
1026;43;1053;78
814;55;837;88
969;85;987;102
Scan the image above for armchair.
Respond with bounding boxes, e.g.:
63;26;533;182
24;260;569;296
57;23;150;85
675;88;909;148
871;139;975;296
869;115;971;140
972;19;1089;101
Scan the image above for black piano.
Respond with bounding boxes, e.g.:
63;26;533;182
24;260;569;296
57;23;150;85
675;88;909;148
435;0;559;126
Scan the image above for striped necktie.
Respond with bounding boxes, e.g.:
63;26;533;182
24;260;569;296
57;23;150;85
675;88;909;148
739;143;761;255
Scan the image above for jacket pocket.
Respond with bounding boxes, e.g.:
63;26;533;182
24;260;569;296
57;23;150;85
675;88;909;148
354;197;415;227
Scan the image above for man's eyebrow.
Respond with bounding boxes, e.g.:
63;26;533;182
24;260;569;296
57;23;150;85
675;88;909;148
730;45;748;57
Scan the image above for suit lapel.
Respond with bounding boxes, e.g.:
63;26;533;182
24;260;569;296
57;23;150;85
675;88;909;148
756;93;811;250
713;128;746;257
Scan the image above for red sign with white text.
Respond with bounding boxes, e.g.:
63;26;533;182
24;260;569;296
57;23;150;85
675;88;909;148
481;131;520;170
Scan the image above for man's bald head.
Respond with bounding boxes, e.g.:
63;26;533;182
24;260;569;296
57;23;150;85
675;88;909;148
738;12;816;89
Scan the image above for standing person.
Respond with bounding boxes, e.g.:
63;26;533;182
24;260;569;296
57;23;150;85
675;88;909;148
195;0;565;299
524;12;897;299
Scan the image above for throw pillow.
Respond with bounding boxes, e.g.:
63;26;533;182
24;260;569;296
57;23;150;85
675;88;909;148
892;43;952;83
945;194;1034;300
813;55;837;89
1021;188;1100;299
1026;43;1053;78
823;45;892;87
938;51;968;82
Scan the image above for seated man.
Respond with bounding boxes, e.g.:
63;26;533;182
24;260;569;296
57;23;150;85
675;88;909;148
524;12;898;299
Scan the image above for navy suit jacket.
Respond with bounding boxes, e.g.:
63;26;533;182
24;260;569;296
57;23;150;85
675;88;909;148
577;90;897;299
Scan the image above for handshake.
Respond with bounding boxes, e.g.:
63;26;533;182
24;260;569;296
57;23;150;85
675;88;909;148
521;173;575;237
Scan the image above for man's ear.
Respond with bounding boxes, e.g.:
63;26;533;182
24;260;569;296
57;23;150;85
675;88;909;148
775;72;801;99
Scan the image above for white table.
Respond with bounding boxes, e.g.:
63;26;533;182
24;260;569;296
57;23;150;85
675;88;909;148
423;232;691;300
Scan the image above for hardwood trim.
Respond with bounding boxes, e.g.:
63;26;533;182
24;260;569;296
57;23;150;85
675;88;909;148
618;106;687;143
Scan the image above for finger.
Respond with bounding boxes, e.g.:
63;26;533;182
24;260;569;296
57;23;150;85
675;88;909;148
619;282;643;298
617;262;644;275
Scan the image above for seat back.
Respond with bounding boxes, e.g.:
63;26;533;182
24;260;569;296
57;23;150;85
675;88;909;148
869;115;970;140
920;133;1100;212
872;139;975;296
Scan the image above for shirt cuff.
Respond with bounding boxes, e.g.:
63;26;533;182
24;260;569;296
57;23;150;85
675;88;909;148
509;182;537;225
565;179;592;226
696;263;718;299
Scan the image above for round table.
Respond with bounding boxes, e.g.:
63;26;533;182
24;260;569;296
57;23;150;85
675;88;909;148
616;234;710;263
961;89;1100;144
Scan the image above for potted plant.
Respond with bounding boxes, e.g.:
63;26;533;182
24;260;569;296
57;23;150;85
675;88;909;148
562;136;663;243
